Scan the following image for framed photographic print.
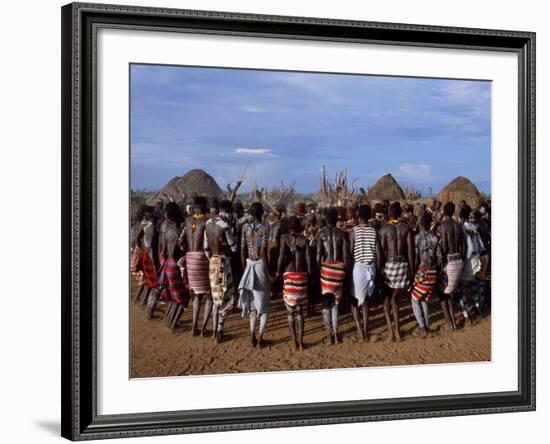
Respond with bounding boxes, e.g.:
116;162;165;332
61;2;536;440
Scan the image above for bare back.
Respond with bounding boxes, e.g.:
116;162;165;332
204;215;237;257
316;226;348;265
182;215;207;252
277;233;311;274
241;221;268;263
379;221;414;277
161;220;182;260
379;222;411;259
440;217;464;259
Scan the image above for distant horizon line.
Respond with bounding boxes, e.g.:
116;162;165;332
130;171;490;195
130;182;491;195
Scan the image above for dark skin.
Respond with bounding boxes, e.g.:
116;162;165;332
204;217;236;258
276;229;312;351
413;222;441;337
378;217;414;341
277;232;312;275
316;224;348;266
230;206;245;284
204;212;237;342
267;212;284;275
439;215;465;330
137;212;159;307
181;214;208;253
131;220;146;305
181;210;211;336
240;213;271;347
349;217;382;341
240;219;269;269
475;217;490;253
316;219;348;344
304;217;319;316
427;201;443;232
157;218;185;329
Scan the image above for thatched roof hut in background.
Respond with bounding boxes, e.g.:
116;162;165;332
146;169;223;206
436;176;483;208
365;173;405;202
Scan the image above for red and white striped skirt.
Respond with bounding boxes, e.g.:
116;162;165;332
283;272;308;307
320;262;346;304
411;265;438;301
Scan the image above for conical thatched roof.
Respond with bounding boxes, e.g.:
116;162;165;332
366;174;405;202
437;176;482;208
146;169;223;205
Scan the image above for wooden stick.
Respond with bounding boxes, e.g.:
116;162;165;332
228;161;250;204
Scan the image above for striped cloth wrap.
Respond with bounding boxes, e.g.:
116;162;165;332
441;255;464;294
185;251;211;294
158;257;189;305
138;250;158;288
283;272;308;307
320;261;346;304
411;265;438;301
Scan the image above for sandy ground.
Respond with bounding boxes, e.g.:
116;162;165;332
130;286;491;378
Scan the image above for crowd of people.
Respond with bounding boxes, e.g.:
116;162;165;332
130;195;491;351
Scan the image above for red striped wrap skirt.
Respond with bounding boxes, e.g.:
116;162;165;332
320;262;346;304
283;272;308;307
411;265;438;301
161;257;189;305
138;250;158;288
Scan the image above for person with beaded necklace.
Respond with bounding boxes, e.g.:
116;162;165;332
181;196;212;336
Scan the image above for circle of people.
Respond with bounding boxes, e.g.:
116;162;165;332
131;196;491;350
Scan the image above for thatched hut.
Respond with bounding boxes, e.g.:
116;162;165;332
437;176;483;208
146;169;223;206
365;173;405;202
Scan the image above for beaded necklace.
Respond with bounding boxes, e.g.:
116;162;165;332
191;213;206;232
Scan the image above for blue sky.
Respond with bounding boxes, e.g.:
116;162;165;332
130;64;491;194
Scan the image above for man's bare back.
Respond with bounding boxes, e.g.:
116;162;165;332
379;221;414;277
440;217;464;259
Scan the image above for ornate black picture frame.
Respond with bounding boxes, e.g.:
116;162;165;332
61;2;535;440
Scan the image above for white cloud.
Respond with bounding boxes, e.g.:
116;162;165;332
235;148;272;155
240;105;265;113
398;163;432;181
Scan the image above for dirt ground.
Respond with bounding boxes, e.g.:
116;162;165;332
130;287;491;378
